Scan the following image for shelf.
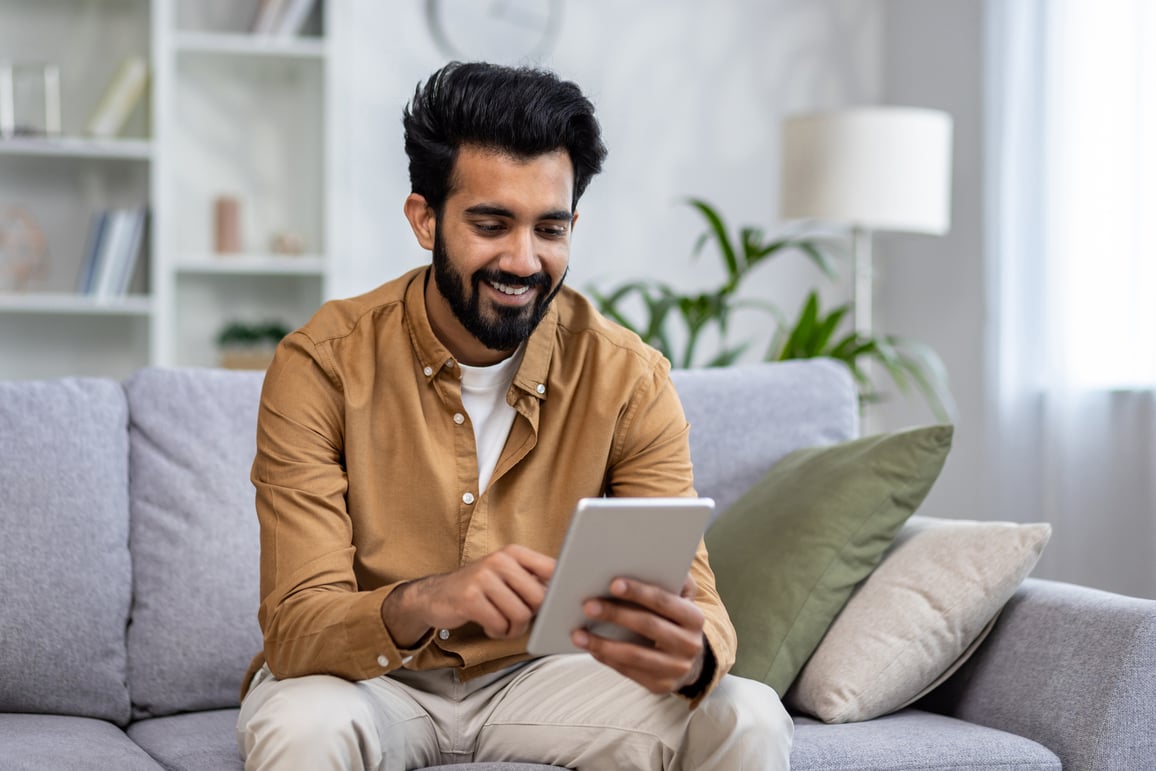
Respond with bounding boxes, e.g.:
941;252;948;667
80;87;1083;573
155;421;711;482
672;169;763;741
0;0;333;375
175;254;326;276
0;293;153;316
0;136;153;161
174;31;326;59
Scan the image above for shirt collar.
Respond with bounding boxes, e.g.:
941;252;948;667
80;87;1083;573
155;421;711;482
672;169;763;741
404;266;556;400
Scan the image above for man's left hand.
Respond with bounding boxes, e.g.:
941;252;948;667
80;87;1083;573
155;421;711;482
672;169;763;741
571;575;706;695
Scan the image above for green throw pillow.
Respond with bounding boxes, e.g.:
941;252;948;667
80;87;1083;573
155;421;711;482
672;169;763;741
705;424;953;696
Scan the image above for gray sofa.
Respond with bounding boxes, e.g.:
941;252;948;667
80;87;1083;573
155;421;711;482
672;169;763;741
1;359;1153;770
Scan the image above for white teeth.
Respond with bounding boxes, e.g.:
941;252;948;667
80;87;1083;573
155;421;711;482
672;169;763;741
491;281;529;296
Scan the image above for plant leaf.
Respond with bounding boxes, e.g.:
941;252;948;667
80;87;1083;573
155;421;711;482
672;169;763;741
796;240;838;279
777;291;821;360
707;343;751;368
686;198;739;282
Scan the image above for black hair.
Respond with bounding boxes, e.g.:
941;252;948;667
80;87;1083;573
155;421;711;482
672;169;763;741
403;61;607;214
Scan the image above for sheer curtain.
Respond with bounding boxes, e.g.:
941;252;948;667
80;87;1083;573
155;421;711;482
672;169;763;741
985;0;1156;599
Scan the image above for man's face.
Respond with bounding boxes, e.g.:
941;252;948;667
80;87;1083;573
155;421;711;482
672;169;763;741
418;146;576;365
431;225;564;355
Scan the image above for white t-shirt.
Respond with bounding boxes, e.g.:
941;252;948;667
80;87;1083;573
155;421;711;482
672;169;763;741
457;346;524;494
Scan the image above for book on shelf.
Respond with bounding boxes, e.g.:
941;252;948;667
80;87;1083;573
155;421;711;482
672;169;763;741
252;0;318;37
85;57;149;139
76;211;108;294
77;208;147;298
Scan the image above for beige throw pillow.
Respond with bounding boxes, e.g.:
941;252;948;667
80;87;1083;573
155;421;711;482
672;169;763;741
785;515;1052;723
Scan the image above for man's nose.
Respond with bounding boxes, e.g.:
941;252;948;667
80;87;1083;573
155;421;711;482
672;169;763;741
499;228;541;276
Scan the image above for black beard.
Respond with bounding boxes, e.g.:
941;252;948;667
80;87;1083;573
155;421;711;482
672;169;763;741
432;229;565;352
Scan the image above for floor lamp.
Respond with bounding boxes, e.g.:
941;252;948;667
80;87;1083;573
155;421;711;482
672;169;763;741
778;107;953;339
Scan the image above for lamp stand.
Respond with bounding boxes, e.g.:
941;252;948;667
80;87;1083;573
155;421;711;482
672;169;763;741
851;224;874;339
851;224;879;433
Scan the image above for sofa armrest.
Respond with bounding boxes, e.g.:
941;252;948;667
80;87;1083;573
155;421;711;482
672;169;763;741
920;577;1156;770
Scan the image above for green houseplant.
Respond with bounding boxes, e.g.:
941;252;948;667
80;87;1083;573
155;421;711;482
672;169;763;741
589;199;953;420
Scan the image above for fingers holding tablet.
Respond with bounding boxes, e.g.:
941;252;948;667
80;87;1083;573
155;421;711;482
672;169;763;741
572;576;707;694
525;497;714;658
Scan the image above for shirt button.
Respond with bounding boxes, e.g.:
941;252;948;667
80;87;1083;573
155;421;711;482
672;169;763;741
439;629;451;641
445;359;455;368
536;383;546;395
453;413;465;425
422;366;433;377
376;654;389;667
462;492;475;505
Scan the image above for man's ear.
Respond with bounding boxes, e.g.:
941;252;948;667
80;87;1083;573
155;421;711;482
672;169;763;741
571;210;580;231
404;194;436;251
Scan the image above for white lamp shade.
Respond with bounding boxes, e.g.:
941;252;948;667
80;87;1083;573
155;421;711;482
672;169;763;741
779;107;953;235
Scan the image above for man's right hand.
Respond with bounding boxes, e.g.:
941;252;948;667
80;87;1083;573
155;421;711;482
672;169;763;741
380;544;555;647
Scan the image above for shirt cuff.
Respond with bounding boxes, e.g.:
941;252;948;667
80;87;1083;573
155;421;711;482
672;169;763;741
676;635;718;707
396;628;435;666
345;582;436;679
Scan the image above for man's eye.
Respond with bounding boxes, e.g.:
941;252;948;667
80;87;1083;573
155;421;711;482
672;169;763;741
474;223;504;233
538;226;568;238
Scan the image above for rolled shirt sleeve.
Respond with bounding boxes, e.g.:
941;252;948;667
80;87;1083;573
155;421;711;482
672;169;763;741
252;332;428;681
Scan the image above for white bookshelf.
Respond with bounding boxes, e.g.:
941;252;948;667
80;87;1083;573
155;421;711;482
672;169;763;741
0;0;153;379
175;254;327;276
173;31;327;59
0;292;153;315
0;0;334;378
154;0;333;368
0;137;153;160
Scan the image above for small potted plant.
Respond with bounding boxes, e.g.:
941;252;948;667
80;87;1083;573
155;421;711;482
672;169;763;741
215;320;290;370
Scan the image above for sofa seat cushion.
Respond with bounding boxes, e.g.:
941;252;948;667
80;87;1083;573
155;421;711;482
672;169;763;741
128;709;243;771
125;368;266;719
0;714;162;770
126;708;568;771
0;378;133;725
791;709;1060;770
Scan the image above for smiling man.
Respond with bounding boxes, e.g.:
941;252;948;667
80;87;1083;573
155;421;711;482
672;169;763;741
416;146;572;367
235;62;792;770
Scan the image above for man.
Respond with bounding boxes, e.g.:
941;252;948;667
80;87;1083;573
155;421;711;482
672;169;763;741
236;61;792;770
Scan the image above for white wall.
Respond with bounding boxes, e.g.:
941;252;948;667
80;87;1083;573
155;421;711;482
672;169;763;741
332;1;998;530
874;0;987;525
332;0;885;365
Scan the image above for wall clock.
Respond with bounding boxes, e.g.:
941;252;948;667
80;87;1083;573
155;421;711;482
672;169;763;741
424;0;564;63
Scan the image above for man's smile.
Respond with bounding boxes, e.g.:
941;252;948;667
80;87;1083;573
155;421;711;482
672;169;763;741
489;280;531;297
476;272;549;312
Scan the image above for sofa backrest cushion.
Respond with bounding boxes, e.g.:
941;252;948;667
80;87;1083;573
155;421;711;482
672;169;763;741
125;367;265;719
671;358;859;517
118;358;855;718
0;378;133;725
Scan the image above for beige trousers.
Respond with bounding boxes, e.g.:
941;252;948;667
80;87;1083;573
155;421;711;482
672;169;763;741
236;654;792;770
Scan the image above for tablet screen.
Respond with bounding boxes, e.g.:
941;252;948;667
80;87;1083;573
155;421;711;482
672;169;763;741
526;497;714;656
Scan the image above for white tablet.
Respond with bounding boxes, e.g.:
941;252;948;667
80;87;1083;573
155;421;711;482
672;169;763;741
526;497;715;656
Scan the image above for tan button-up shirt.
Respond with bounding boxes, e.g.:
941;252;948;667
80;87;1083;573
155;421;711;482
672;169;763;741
245;266;736;701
